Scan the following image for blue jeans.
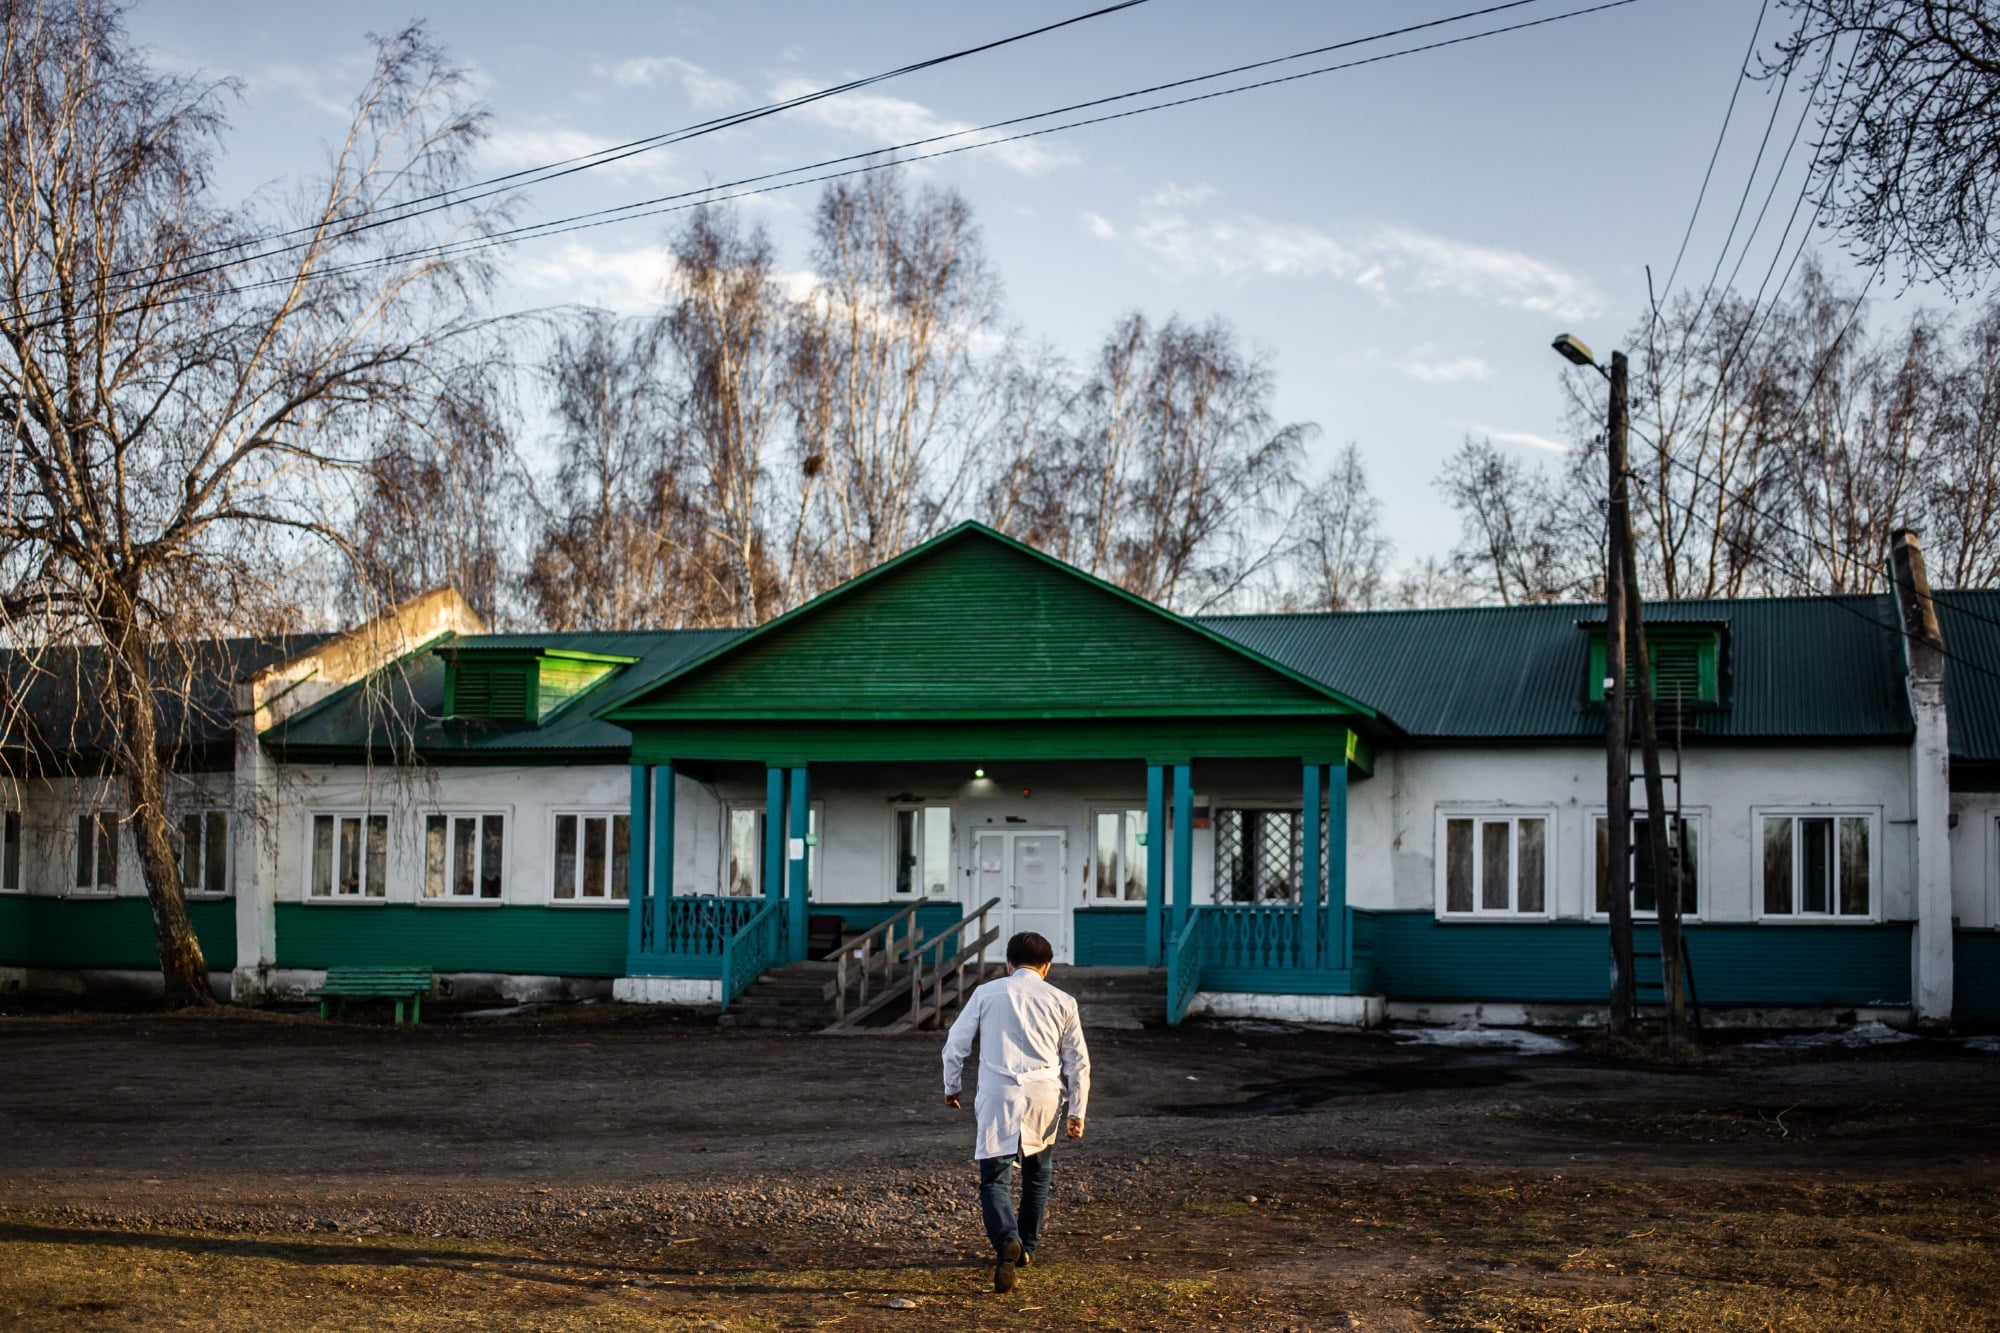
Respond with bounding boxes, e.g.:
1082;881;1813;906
978;1146;1053;1256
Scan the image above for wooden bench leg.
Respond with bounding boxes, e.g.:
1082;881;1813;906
394;999;405;1025
411;993;422;1025
318;999;328;1020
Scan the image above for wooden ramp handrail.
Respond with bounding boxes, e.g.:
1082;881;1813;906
822;898;1002;1034
824;898;929;1023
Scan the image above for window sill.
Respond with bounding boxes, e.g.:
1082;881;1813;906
1753;914;1883;926
1434;912;1555;923
301;896;389;906
547;899;628;909
415;897;507;908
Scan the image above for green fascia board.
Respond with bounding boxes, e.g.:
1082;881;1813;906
629;717;1359;765
438;646;638;666
598;522;1393;731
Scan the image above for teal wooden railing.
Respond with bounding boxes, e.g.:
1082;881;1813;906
655;895;764;961
1166;908;1208;1026
720;901;784;1010
1204;902;1306;971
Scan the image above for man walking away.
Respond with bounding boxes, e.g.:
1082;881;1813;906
941;931;1090;1294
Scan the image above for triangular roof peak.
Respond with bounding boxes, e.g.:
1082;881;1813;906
600;521;1389;727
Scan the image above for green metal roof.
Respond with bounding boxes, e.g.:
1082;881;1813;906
602;523;1385;725
266;630;737;760
1933;589;2000;762
1199;595;1915;742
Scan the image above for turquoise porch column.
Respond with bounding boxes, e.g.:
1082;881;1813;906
626;764;650;963
763;766;786;912
1144;763;1166;965
787;766;811;961
1326;750;1349;968
650;762;674;954
1301;761;1322;969
1171;763;1193;940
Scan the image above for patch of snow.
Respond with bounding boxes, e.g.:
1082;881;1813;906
1746;1020;1917;1051
1962;1035;2000;1053
1393;1026;1573;1055
460;1002;548;1019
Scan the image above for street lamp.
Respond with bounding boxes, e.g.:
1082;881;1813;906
1551;332;1607;377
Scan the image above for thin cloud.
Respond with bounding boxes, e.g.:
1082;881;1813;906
1475;426;1570;454
479;126;677;184
1102;200;1603;320
609;56;744;110
1396;352;1491;384
505;241;675;314
770;78;1075;175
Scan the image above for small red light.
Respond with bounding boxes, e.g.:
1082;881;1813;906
1021;788;1031;798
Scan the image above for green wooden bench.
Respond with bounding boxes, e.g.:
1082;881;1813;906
310;966;433;1024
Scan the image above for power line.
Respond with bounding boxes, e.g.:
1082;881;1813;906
45;0;1157;306
33;0;1644;328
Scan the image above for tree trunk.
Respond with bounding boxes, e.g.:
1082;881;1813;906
104;595;216;1008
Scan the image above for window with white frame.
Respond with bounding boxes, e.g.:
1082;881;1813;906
73;811;119;893
552;812;629;902
894;805;952;896
423;812;506;900
1592;814;1700;918
308;812;388;899
726;804;822;897
1;810;20;891
178;809;230;896
1438;810;1549;916
1759;810;1873;918
1091;808;1148;903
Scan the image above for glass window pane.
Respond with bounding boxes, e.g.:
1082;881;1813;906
728;809;758;897
1516;818;1546;914
364;815;387;898
894;809;915;895
180;814;202;889
339;817;361;896
1632;817;1658;915
451;816;476;896
1480;821;1511;911
1445;818;1473;912
1762;818;1793;914
1593;817;1610;914
1094;812;1118;900
610;815;630;901
553;814;577;900
582;815;606;900
1800;817;1833;914
2;810;19;891
1838;817;1870;915
425;815;448;898
311;815;334;896
922;807;950;896
75;815;93;889
205;811;229;895
96;814;118;890
1675;818;1699;915
1124;810;1146;901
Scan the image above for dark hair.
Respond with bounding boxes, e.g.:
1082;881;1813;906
1006;932;1054;968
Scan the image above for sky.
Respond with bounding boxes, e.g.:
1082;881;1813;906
126;0;1903;570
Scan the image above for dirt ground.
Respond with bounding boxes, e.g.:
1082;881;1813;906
1;1000;1997;1331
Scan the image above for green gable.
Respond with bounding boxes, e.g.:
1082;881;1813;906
601;524;1382;726
442;646;636;726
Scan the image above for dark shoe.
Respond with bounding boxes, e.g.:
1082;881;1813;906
994;1240;1022;1293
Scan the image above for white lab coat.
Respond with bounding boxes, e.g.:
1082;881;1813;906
941;967;1091;1160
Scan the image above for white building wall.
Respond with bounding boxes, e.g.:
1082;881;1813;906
1949;793;1998;930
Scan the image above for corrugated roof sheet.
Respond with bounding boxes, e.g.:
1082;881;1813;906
1198;595;1914;741
1933;589;2000;761
268;629;738;758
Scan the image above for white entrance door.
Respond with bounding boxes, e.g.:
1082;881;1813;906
974;829;1069;963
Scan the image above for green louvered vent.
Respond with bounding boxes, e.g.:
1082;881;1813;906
1587;629;1721;704
451;661;533;720
1651;638;1702;702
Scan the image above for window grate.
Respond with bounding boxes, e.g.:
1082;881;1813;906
1214;808;1320;903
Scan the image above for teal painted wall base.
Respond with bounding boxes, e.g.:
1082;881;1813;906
1354;910;1913;1007
0;895;236;971
1955;930;2000;1025
1074;908;1146;966
276;903;625;976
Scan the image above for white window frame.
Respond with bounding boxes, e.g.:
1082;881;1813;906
1754;806;1880;923
549;809;630;906
1087;806;1149;905
724;801;824;898
890;803;954;897
420;808;509;905
1434;806;1555;920
70;809;121;896
1584;807;1706;922
0;809;22;893
177;808;233;898
305;810;390;902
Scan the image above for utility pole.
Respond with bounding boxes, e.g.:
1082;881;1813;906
1609;349;1688;1048
1601;349;1636;1033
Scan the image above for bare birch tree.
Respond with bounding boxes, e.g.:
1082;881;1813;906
1437;437;1594;605
0;2;497;1005
1287;443;1391;611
